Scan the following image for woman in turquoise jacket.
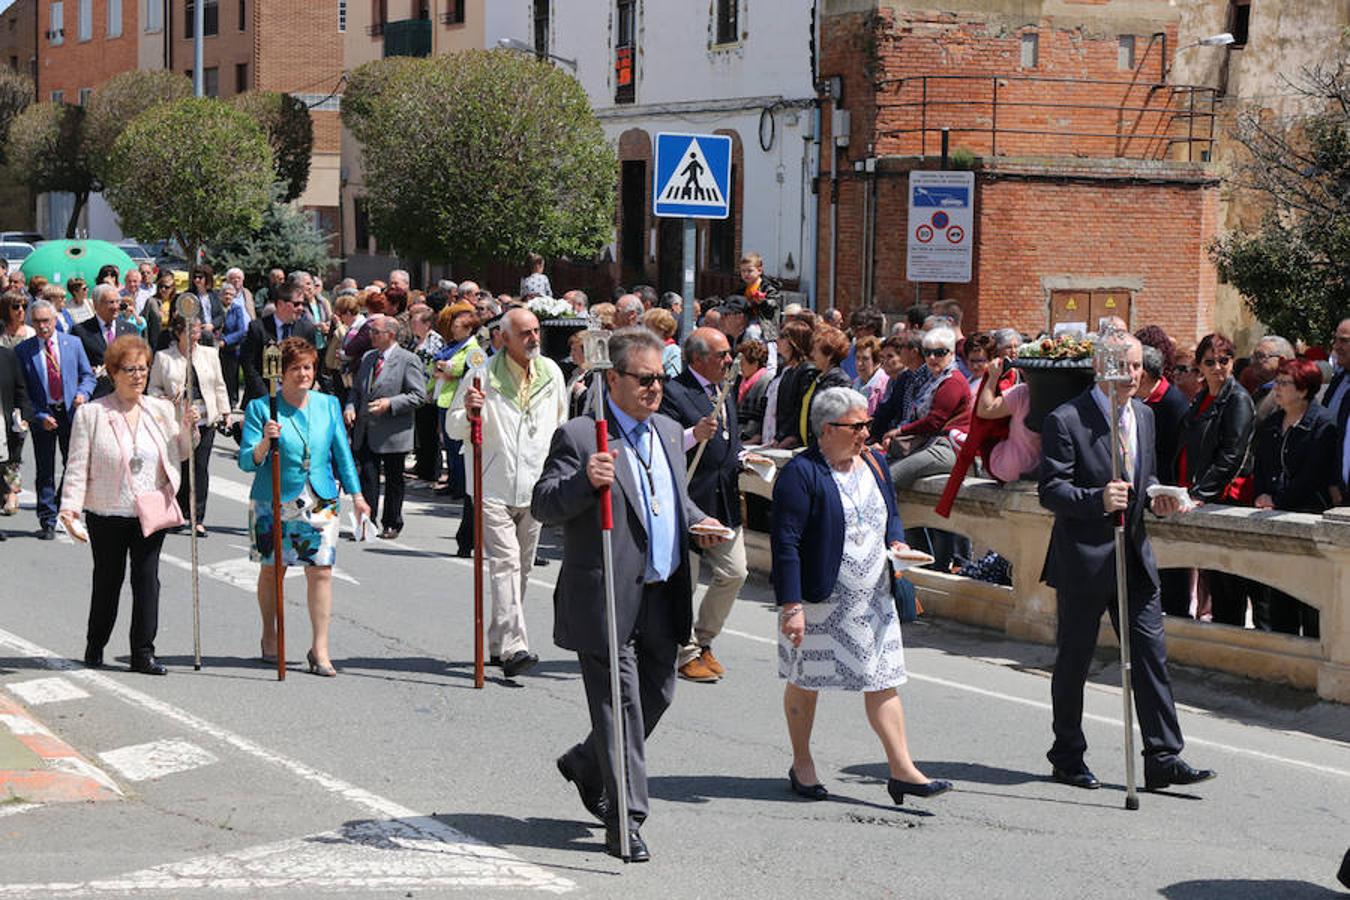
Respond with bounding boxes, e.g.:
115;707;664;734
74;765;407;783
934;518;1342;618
239;338;370;677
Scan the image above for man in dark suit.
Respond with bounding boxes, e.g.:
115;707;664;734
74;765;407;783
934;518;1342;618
1136;344;1192;618
16;300;95;539
658;326;748;683
1038;334;1215;793
532;327;727;862
0;343;31;539
74;284;137;398
240;283;317;402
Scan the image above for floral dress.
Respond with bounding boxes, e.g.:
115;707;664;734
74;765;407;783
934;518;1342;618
248;403;340;567
778;461;907;691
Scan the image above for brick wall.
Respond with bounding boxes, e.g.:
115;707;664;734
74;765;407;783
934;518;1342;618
38;0;139;100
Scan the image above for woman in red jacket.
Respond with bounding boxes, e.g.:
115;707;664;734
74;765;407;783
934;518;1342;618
885;326;972;489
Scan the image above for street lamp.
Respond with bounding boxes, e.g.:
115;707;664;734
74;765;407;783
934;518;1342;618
1176;32;1235;52
496;36;578;72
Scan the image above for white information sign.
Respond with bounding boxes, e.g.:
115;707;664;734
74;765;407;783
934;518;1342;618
905;170;975;283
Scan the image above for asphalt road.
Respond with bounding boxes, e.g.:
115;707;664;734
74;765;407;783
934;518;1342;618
0;439;1347;899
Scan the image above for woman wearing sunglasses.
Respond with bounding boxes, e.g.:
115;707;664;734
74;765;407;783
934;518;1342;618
883;325;971;490
772;386;951;807
1177;332;1256;627
0;291;33;350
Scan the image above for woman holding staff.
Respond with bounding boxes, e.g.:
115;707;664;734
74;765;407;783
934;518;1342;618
239;338;370;677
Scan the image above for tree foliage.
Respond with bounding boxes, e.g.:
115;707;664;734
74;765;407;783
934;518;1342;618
231;91;314;202
0;68;36;166
1211;64;1350;343
341;49;616;266
103;97;273;262
82;70;192;182
207;183;338;277
7;102;97;237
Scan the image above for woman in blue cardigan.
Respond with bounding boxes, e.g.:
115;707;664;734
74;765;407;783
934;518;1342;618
772;386;952;807
239;338;370;676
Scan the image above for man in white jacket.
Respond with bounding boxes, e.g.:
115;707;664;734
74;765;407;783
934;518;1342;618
447;308;567;679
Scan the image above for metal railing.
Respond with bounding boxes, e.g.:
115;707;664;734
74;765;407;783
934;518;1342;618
876;74;1218;162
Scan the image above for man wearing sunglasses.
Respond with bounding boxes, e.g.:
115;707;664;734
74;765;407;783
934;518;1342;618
533;327;728;862
240;283;318;403
658;327;749;683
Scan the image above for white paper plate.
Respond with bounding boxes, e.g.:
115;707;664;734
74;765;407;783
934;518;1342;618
888;548;935;571
1145;484;1196;511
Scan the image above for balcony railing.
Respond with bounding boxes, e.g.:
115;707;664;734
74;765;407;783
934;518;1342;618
383;18;431;58
875;74;1218;162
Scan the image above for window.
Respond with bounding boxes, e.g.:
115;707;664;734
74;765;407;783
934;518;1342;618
108;0;122;37
1118;34;1135;70
78;87;92;105
48;1;63;45
50;89;63;103
1020;32;1038;68
533;0;548;56
1228;0;1250;47
203;66;218;96
238;0;245;29
8;56;16;70
440;0;463;25
144;0;162;33
353;197;370;251
77;0;91;41
615;0;636;104
235;62;248;92
369;0;385;35
416;0;428;20
708;164;737;272
338;0;345;31
714;0;737;45
185;0;218;37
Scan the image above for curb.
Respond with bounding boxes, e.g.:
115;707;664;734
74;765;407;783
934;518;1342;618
0;694;123;804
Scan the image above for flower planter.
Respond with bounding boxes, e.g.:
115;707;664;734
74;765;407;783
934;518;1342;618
1007;357;1095;433
539;318;588;364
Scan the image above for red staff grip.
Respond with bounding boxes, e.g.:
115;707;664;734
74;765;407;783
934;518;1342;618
469;376;483;447
596;418;613;531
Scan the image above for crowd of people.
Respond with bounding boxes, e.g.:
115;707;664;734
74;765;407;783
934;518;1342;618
2;247;1346;862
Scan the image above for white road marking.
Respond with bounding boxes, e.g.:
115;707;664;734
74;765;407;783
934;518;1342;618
721;626;1350;780
160;553;360;589
5;677;91;705
0;817;571;895
0;713;53;737
0;802;42;819
45;756;123;796
99;739;219;783
0;626;574;894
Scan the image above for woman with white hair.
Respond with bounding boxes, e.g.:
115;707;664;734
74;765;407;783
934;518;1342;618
771;386;952;807
883;325;971;489
224;268;255;321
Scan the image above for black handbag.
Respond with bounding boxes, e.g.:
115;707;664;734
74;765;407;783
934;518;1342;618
860;451;922;624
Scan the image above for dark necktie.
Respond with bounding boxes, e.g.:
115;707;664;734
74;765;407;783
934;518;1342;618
373;355;384;384
280;322;291;341
44;339;63;406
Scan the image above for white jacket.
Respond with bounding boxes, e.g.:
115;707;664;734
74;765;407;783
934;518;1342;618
446;352;567;507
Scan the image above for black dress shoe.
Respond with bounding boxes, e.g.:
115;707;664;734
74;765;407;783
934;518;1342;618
1052;766;1101;790
788;766;828;800
83;648;103;668
501;650;539;679
378;527;401;540
556;755;609;823
489;655;502;668
887;777;953;805
36;527;55;541
1144;758;1216;791
129;656;168;676
605;827;649;863
455;547;473;558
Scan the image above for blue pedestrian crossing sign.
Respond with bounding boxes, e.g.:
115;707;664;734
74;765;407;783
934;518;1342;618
653;132;732;219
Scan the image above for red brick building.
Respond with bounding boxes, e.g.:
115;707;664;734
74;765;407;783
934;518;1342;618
817;0;1220;344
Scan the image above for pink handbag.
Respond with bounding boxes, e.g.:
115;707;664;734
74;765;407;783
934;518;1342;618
109;406;185;537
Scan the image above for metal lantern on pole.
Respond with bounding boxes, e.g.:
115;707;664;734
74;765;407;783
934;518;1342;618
262;341;286;682
176;293;203;671
580;321;631;861
1094;326;1139;811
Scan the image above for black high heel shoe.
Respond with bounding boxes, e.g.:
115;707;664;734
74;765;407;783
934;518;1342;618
788;766;829;800
887;777;952;805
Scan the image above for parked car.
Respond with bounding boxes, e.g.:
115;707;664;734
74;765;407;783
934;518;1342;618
0;241;34;270
114;241;156;267
0;231;44;246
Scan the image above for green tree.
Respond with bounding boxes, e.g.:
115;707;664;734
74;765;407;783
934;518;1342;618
231;91;314;202
6;102;97;238
82;70;192;182
0;68;36;166
103;97;273;262
341;49;615;266
207;184;338;277
1211;64;1350;343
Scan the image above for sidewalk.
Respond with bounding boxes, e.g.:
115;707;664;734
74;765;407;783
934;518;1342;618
0;693;122;804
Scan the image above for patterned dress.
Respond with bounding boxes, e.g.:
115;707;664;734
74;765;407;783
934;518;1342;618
778;461;908;691
247;403;340;567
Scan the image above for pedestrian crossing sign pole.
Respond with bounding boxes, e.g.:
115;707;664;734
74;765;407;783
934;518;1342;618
654;132;733;337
